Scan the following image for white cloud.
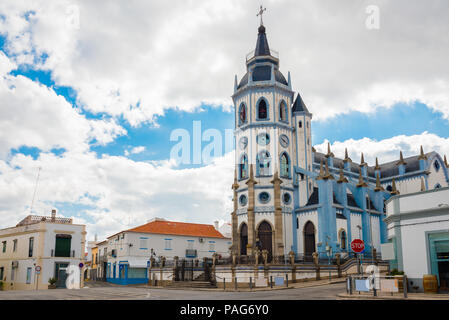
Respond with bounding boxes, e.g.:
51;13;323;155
1;0;449;124
0;149;235;241
314;132;449;166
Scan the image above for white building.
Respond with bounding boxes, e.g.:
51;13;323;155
0;210;86;290
103;218;231;285
385;187;449;292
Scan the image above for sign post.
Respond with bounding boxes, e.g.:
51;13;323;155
35;266;41;290
351;239;365;275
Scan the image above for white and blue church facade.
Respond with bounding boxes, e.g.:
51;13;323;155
230;22;449;261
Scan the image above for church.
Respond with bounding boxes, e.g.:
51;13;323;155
230;15;449;262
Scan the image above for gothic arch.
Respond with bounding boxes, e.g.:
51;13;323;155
256;220;274;262
279;99;288;122
239;154;248;179
256;150;271;176
338;228;347;250
280;152;291;178
256;97;269;120
238;102;247;125
239;222;248;256
303;221;316;258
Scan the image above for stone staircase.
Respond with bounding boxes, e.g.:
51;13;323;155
164;272;217;289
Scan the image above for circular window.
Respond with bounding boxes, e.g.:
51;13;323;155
258;192;270;204
279;134;289;148
283;193;291;205
256;133;270;146
239;194;247;206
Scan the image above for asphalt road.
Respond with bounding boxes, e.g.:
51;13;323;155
0;282;346;300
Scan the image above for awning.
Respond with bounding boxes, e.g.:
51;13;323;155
128;257;149;268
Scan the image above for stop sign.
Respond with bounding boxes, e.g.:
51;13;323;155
351;239;365;253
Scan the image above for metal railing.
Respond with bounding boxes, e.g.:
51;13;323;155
347;274;408;298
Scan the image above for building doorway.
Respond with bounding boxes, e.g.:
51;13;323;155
429;234;449;292
55;262;69;288
258;221;273;262
240;223;248;255
304;221;316;260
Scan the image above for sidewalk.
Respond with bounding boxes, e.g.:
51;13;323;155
141;278;346;292
338;291;449;300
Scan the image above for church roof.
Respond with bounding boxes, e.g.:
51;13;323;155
313;151;435;179
292;93;310;114
255;25;270;56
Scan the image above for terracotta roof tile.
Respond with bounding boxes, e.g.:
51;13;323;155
126;220;226;239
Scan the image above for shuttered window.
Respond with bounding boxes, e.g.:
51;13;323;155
55;234;72;257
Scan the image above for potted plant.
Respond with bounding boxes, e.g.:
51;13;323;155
48;277;57;289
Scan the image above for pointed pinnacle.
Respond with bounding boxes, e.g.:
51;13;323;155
325;142;334;158
396;151;406;165
360;153;367;167
232;169;239;190
337;165;348;183
356;167;368;187
418;145;427;160
444;155;448;168
343;148;351;163
390;178;400;195
271;171;283;185
316;159;324;180
374;174;384;192
323;160;334;180
374;157;380;170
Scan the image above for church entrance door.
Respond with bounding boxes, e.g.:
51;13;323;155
258;221;273;262
240;223;248;256
304;221;316;261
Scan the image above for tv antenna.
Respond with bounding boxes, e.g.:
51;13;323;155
30;167;42;214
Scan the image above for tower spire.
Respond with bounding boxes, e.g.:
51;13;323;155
254;6;270;57
360;153;367;167
325;142;334;158
374;157;380;170
343;148;351;163
356;167;368;187
337;164;348;183
390;178;400;195
374;174;384;192
418;145;427;160
396;151;406;165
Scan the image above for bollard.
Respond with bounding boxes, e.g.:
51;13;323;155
403;275;408;298
270;276;273;288
286;274;288;287
349;276;353;295
234;277;237;291
250;277;252;290
223;278;226;291
373;276;377;297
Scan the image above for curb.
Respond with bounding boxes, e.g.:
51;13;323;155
337;293;449;300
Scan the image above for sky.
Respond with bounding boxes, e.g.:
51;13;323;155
1;0;449;241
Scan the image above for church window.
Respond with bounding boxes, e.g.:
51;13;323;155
283;193;291;205
259;192;270;204
238;103;247;125
340;230;347;250
280;152;290;178
298;121;302;128
239;154;248;179
279;100;287;122
239;195;248;206
257;151;271;176
434;160;440;172
257;99;268;120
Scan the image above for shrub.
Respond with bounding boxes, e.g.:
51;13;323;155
48;277;57;285
389;269;405;276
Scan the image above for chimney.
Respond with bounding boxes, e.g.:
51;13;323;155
214;221;219;230
51;209;56;222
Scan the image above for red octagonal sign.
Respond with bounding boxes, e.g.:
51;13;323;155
351;239;365;253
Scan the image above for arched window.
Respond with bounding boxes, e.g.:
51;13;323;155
238;103;247;125
340;230;347;250
434;160;440;172
279;100;287;122
257;99;268;120
280;152;290;178
239;154;248;179
257;150;271;176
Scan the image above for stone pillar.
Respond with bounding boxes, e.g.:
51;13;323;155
289;250;296;283
231;170;239;254
313;252;320;280
335;253;342;278
271;172;284;260
149;257;155;285
246;165;257;257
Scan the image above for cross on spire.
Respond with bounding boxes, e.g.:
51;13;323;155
257;5;266;26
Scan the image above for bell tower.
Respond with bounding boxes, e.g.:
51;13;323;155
231;9;295;261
